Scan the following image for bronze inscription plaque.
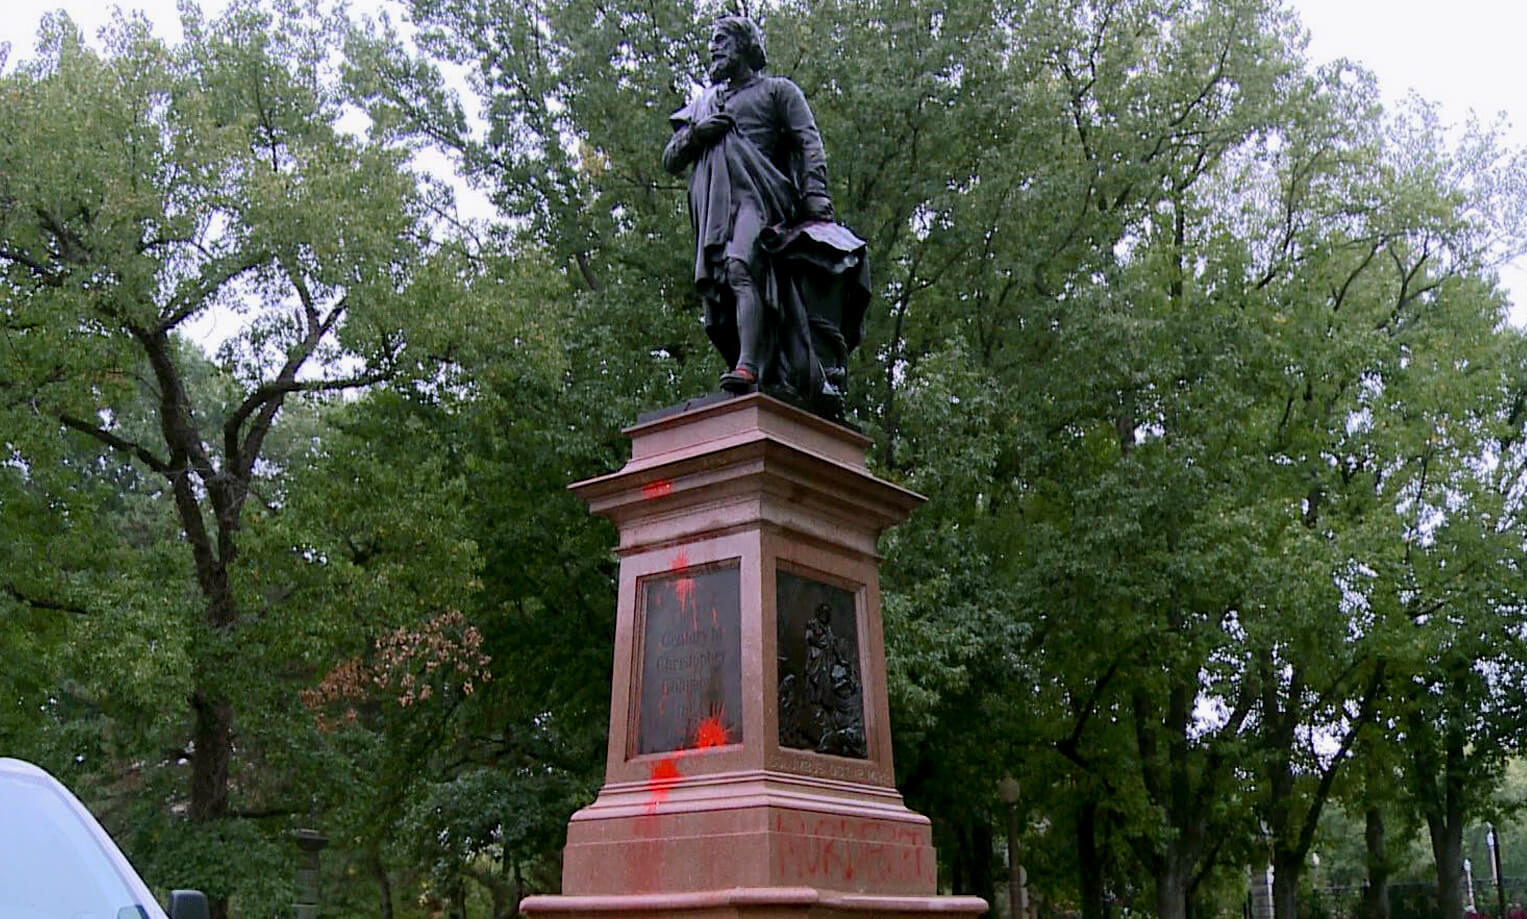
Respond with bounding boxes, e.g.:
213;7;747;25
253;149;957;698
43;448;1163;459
635;562;742;755
776;570;866;758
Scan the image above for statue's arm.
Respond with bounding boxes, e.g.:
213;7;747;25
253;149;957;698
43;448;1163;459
776;80;832;216
662;123;700;175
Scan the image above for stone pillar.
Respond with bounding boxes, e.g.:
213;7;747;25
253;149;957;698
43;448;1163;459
293;829;327;919
522;393;986;919
1248;866;1274;919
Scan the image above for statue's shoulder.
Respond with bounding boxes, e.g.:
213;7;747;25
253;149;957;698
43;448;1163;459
762;75;806;96
760;75;813;112
670;85;723;127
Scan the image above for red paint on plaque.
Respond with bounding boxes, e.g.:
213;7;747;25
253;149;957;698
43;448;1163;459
642;479;673;500
645;706;735;813
693;713;730;749
670;549;697;626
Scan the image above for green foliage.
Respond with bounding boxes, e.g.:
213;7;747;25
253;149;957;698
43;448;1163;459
6;0;1527;916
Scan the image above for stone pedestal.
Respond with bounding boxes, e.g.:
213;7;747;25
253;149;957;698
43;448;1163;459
521;394;986;919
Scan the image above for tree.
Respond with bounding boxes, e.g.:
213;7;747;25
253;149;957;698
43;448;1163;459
0;3;523;913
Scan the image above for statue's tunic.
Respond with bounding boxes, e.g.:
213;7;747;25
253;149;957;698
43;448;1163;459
664;76;869;406
664;76;828;286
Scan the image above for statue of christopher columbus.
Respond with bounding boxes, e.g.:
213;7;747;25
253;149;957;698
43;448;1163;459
662;16;870;420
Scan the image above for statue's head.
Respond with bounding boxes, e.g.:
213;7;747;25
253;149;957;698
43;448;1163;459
708;16;766;83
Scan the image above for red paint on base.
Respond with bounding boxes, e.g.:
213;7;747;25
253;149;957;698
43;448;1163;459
646;757;682;814
641;479;673;500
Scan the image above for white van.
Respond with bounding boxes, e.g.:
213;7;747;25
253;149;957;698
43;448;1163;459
0;757;208;919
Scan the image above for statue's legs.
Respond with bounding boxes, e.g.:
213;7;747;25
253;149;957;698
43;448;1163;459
720;257;763;393
719;202;768;394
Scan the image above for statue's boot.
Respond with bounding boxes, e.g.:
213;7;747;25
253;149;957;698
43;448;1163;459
720;366;757;393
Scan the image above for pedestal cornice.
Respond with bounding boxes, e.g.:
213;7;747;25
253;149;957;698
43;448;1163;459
571;395;923;558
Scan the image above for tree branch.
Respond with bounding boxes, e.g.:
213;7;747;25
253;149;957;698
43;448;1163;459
0;245;66;286
59;412;171;474
3;583;92;616
153;253;271;336
224;263;347;482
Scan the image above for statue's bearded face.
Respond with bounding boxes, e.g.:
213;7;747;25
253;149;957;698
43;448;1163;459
707;28;745;83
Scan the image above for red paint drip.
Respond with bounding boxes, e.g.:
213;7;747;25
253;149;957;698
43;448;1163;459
670;549;697;626
642;479;673;500
646;757;682;814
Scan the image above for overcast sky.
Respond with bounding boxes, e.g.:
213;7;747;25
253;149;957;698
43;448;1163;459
4;0;1525;319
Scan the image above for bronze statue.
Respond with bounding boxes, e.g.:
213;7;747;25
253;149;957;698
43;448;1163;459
663;16;870;420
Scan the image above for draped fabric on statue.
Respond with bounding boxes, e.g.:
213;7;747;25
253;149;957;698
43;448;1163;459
671;82;870;405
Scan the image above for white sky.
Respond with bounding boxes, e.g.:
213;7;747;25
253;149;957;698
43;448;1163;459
3;0;1526;321
1286;0;1527;323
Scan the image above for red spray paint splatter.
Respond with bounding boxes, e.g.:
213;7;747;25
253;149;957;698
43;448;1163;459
644;707;734;813
646;756;682;813
669;549;697;627
694;713;729;749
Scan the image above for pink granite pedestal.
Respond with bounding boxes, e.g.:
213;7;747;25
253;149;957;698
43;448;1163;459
521;394;986;919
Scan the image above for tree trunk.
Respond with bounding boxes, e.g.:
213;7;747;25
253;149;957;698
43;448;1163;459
188;689;232;819
189;683;233;919
451;875;469;919
1360;807;1391;919
1427;724;1470;919
372;851;394;919
972;817;997;912
1156;856;1190;919
949;820;969;897
1271;852;1302;919
1430;808;1466;919
187;569;238;919
1078;799;1108;919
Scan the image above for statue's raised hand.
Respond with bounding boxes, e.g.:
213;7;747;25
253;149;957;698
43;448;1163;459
692;112;735;145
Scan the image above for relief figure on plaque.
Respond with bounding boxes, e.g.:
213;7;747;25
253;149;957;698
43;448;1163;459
779;599;866;758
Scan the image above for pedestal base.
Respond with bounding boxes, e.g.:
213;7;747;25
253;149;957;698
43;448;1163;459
559;769;938;896
520;886;988;918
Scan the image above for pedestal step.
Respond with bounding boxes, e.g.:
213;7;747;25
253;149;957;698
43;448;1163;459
521;886;988;918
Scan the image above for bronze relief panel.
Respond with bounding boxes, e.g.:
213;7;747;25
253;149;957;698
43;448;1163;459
776;569;866;759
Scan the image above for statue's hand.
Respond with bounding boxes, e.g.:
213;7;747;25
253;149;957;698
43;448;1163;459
692;112;735;145
801;194;835;222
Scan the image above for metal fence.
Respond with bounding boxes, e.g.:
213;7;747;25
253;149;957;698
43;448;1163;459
1296;878;1527;919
